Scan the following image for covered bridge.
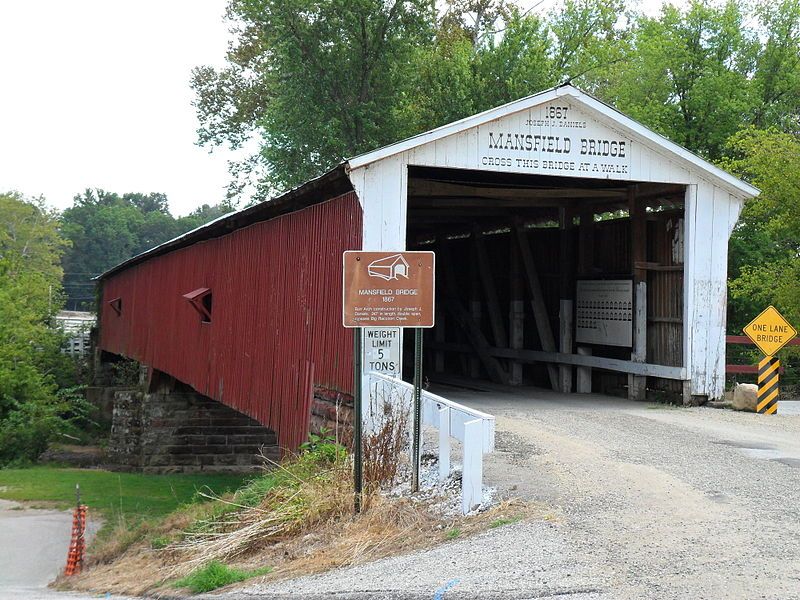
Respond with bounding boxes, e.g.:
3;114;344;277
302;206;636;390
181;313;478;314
97;85;758;455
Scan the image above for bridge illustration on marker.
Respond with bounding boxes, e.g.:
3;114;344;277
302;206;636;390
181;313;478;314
368;253;410;281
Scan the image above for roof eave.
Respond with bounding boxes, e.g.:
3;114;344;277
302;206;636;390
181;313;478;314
96;163;351;281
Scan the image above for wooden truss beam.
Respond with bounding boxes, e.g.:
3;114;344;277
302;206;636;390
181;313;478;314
426;341;686;380
408;180;627;200
514;222;559;390
473;228;508;350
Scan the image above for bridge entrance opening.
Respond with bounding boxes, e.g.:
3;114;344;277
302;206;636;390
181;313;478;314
404;165;687;401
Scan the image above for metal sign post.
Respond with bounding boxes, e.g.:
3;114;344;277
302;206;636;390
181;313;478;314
411;327;423;492
342;250;435;512
353;329;363;512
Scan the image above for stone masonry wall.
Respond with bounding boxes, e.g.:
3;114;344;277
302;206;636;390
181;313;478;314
108;383;279;474
108;389;142;469
310;385;353;445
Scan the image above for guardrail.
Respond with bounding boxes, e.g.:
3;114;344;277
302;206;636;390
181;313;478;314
366;372;495;514
725;335;800;374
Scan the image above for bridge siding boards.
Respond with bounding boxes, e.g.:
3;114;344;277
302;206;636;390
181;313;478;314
99;192;362;452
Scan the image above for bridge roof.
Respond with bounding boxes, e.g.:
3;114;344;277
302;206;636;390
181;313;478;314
99;84;758;281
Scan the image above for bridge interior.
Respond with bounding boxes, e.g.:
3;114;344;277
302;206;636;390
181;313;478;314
404;165;688;399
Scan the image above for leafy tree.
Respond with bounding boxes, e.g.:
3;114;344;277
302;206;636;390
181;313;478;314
138;210;182;253
0;192;68;288
194;0;637;198
176;202;236;232
548;0;629;92
0;193;84;465
439;0;514;46
724;128;800;331
123;192;170;215
61;192;146;307
192;0;438;198
605;0;800;161
398;7;557;134
606;1;758;159
751;0;800;131
193;0;799;199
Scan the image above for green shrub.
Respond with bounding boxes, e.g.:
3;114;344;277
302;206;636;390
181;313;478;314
173;561;272;593
0;197;95;466
231;474;278;508
0;384;97;466
0;398;65;466
299;428;346;463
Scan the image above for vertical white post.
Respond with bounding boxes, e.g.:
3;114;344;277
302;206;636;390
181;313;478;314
629;187;648;401
438;406;450;482
462;419;483;514
682;185;696;397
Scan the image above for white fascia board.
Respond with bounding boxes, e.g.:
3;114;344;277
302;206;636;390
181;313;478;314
346;85;759;200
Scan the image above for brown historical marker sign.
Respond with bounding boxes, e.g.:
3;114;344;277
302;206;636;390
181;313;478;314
342;251;435;328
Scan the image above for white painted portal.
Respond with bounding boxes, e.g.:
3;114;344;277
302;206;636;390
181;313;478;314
347;85;758;401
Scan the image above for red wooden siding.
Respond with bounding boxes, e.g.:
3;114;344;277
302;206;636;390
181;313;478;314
98;192;363;451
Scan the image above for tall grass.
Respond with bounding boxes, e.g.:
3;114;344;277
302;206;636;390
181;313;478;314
171;446;352;573
362;398;409;490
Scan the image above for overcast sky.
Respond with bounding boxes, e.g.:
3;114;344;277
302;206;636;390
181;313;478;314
0;0;677;216
0;0;237;216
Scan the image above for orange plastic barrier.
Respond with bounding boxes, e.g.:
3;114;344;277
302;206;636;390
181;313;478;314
64;505;87;576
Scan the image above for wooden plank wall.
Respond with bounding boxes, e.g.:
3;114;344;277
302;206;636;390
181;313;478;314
647;214;684;393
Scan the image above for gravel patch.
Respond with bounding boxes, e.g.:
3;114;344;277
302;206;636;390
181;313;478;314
386;455;497;520
462;389;800;600
208;520;614;600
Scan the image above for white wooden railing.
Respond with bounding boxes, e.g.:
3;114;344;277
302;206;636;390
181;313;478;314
366;372;495;514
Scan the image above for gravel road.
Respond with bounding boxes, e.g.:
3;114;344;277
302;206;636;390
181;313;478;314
214;388;800;600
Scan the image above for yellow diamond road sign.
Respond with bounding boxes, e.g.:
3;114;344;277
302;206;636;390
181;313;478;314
743;305;797;357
